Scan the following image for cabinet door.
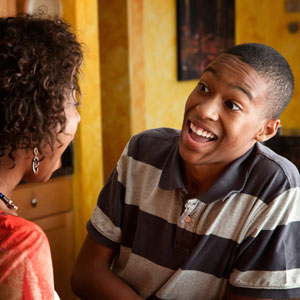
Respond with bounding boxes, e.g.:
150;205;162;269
12;176;72;220
35;212;75;300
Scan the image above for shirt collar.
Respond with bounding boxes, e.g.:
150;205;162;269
159;138;256;203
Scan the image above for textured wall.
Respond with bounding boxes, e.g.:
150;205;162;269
62;0;103;252
98;0;132;180
143;0;197;130
99;0;147;180
0;0;16;17
236;0;300;130
99;0;198;180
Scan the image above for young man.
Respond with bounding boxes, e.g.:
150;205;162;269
71;43;300;300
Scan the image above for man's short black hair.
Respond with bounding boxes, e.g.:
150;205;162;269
224;43;294;119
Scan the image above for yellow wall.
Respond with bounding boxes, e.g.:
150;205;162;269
99;0;198;180
143;0;197;130
144;0;300;131
236;0;300;129
98;0;132;179
62;0;103;253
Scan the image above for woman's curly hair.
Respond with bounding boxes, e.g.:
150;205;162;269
0;13;83;161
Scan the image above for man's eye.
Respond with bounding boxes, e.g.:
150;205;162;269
198;82;210;94
225;100;241;111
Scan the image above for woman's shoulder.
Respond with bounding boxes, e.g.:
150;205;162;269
0;210;44;236
0;211;54;299
0;211;50;262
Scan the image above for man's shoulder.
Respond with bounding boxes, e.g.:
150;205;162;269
255;142;300;187
126;128;180;169
241;143;300;204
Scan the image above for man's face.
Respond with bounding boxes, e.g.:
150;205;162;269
179;53;274;168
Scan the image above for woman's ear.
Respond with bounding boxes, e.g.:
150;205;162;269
255;119;280;142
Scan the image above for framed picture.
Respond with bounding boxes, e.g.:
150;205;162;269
177;0;235;81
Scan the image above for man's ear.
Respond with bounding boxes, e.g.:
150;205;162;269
255;119;280;142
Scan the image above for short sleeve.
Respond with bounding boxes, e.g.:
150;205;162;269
87;143;129;249
228;187;300;299
0;213;55;300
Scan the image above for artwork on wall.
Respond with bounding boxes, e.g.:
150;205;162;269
177;0;235;81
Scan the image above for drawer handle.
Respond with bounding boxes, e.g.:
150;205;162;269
31;198;38;207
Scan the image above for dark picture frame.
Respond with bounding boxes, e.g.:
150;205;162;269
177;0;235;81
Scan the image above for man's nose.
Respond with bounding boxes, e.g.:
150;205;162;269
195;96;219;121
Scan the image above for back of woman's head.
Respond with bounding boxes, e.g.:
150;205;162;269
0;14;83;159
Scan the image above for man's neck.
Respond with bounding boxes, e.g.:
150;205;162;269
183;162;229;198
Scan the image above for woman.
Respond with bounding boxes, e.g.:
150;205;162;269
0;14;83;299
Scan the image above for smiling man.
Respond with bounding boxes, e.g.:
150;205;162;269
72;43;300;300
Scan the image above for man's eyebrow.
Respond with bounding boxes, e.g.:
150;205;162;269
203;66;217;75
230;84;253;101
203;66;253;102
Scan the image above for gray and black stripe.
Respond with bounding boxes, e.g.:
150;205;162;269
88;128;300;300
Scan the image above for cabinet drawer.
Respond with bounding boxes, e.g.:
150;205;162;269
12;176;72;220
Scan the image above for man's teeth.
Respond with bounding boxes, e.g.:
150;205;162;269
190;122;216;139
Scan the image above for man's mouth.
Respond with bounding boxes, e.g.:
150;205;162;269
189;121;217;141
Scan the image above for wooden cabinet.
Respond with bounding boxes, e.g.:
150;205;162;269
12;176;75;300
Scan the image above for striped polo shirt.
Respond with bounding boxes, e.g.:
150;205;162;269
87;127;300;300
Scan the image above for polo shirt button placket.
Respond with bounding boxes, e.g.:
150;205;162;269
184;215;191;223
175;198;201;253
180;198;200;225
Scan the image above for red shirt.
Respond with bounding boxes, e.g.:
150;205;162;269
0;211;57;299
